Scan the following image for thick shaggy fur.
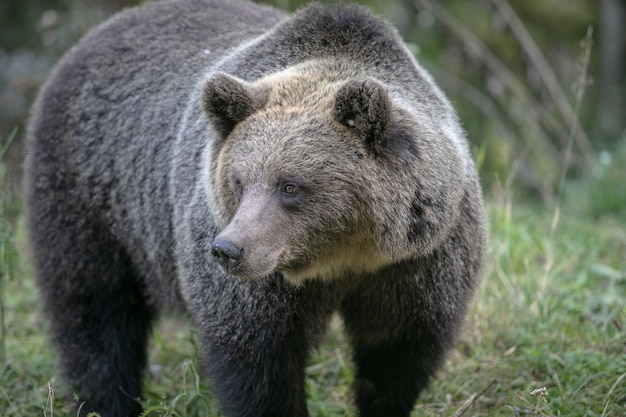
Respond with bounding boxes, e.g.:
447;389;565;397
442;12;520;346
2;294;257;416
25;1;486;416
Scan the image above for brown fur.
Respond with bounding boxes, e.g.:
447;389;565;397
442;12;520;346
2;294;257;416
25;1;486;416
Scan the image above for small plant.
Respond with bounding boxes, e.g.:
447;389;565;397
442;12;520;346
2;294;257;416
140;359;216;417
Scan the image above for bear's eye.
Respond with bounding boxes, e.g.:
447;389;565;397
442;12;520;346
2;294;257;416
278;180;305;212
282;183;298;196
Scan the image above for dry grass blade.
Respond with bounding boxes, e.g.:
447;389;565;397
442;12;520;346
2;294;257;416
601;372;626;417
44;379;54;417
552;26;594;234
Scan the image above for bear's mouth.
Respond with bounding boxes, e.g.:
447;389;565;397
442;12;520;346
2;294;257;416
217;264;268;281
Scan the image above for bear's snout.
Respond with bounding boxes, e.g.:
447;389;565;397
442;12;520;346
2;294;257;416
211;236;244;273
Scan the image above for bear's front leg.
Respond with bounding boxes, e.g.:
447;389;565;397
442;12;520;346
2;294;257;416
349;337;443;417
190;276;333;417
341;260;470;417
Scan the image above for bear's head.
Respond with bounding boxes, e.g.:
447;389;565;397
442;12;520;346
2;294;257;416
201;64;465;284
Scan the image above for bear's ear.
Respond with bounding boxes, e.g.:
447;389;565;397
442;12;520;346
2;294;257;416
202;72;269;137
333;78;391;152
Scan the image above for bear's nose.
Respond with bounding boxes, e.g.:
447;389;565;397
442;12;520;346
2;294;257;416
211;237;244;272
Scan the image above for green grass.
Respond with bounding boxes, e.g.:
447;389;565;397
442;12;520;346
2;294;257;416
420;201;626;416
1;184;624;416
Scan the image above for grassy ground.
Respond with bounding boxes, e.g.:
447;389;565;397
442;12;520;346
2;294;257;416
1;185;625;416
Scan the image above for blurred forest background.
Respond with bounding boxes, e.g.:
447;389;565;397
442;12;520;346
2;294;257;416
1;2;624;415
1;0;625;214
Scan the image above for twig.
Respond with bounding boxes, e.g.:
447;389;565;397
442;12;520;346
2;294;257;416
413;0;568;164
451;379;498;417
0;127;18;161
426;64;518;140
489;0;593;168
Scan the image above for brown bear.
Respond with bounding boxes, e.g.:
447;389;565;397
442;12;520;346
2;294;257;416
25;0;486;416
